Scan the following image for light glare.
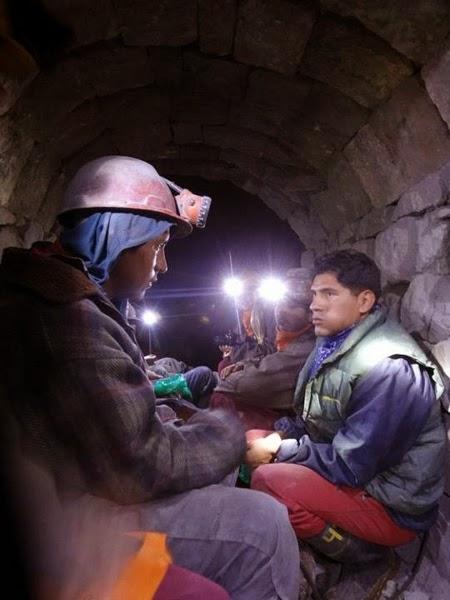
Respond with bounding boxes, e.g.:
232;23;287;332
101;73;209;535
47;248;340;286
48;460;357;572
258;277;287;302
223;277;244;298
142;310;161;326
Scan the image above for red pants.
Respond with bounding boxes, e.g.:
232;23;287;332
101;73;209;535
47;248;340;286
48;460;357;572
252;463;416;547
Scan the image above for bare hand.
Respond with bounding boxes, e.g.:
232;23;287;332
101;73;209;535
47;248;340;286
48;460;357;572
245;433;282;469
144;354;157;366
147;370;163;380
218;344;232;358
221;362;245;379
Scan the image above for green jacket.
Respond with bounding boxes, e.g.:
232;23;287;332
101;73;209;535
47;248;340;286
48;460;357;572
294;308;446;516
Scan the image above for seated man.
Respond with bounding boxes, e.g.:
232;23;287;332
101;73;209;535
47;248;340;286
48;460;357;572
211;268;316;430
247;250;446;563
0;156;300;599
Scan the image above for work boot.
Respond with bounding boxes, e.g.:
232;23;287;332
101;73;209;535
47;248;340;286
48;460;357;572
305;524;387;563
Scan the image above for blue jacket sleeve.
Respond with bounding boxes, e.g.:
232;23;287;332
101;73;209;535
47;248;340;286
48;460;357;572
277;358;436;488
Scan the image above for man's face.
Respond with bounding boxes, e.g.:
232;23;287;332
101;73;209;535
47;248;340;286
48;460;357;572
106;231;170;302
310;272;374;337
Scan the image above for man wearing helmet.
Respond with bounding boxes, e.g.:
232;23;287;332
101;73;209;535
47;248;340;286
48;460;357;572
0;156;300;599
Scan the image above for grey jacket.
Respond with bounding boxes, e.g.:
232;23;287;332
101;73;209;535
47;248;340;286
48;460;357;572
215;329;316;409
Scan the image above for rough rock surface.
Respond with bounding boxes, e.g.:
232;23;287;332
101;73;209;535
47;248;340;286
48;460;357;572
423;38;450;129
234;0;316;75
0;2;450;597
198;0;237;56
300;14;412;108
320;0;450;64
401;274;450;343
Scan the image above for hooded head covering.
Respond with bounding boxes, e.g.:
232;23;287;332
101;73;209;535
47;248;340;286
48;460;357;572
60;212;172;286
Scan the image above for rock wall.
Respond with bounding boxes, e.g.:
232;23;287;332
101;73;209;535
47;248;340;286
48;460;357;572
0;0;448;391
0;2;448;372
298;39;450;395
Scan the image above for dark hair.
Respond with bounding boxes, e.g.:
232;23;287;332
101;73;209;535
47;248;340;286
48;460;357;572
313;250;381;300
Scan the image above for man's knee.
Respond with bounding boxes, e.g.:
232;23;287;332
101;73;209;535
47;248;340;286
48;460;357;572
252;463;324;497
242;487;290;528
218;486;292;547
197;366;217;388
185;366;216;393
252;463;286;497
145;486;300;599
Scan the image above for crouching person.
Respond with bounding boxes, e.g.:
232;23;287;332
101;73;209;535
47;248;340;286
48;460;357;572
0;156;300;599
248;250;446;563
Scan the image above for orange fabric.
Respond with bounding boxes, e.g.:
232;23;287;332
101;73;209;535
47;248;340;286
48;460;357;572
77;532;171;600
110;532;171;600
275;324;313;351
242;309;254;337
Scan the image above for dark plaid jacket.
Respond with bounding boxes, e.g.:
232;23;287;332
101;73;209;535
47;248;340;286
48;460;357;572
0;247;245;504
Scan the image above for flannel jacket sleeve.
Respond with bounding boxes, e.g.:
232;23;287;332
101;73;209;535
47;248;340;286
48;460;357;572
32;298;246;504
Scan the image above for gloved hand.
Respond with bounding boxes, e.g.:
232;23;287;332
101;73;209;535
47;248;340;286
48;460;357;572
276;435;310;463
153;374;193;400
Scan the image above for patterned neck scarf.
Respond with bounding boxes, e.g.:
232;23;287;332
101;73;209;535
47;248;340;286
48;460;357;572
307;325;354;380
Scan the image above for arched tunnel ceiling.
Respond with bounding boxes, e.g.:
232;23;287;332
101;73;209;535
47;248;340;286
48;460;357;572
1;0;450;251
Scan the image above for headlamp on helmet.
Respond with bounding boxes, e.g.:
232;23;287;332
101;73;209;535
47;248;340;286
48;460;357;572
163;177;211;229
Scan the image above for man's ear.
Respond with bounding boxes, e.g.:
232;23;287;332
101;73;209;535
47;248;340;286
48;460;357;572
358;290;376;315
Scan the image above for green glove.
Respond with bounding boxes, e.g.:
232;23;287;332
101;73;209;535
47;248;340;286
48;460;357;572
153;374;193;399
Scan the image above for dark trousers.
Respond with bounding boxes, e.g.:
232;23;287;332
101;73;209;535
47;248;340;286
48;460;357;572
184;366;217;407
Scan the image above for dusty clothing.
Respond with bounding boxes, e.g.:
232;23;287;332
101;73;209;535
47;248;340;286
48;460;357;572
152;357;189;376
215;328;316;410
0;246;301;599
229;336;275;365
0;247;246;501
140;483;301;600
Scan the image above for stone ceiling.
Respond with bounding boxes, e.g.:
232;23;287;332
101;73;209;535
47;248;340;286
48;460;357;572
1;5;449;595
1;0;450;253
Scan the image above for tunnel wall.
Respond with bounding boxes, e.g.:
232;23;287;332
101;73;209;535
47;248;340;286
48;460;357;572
0;2;449;595
0;1;448;376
